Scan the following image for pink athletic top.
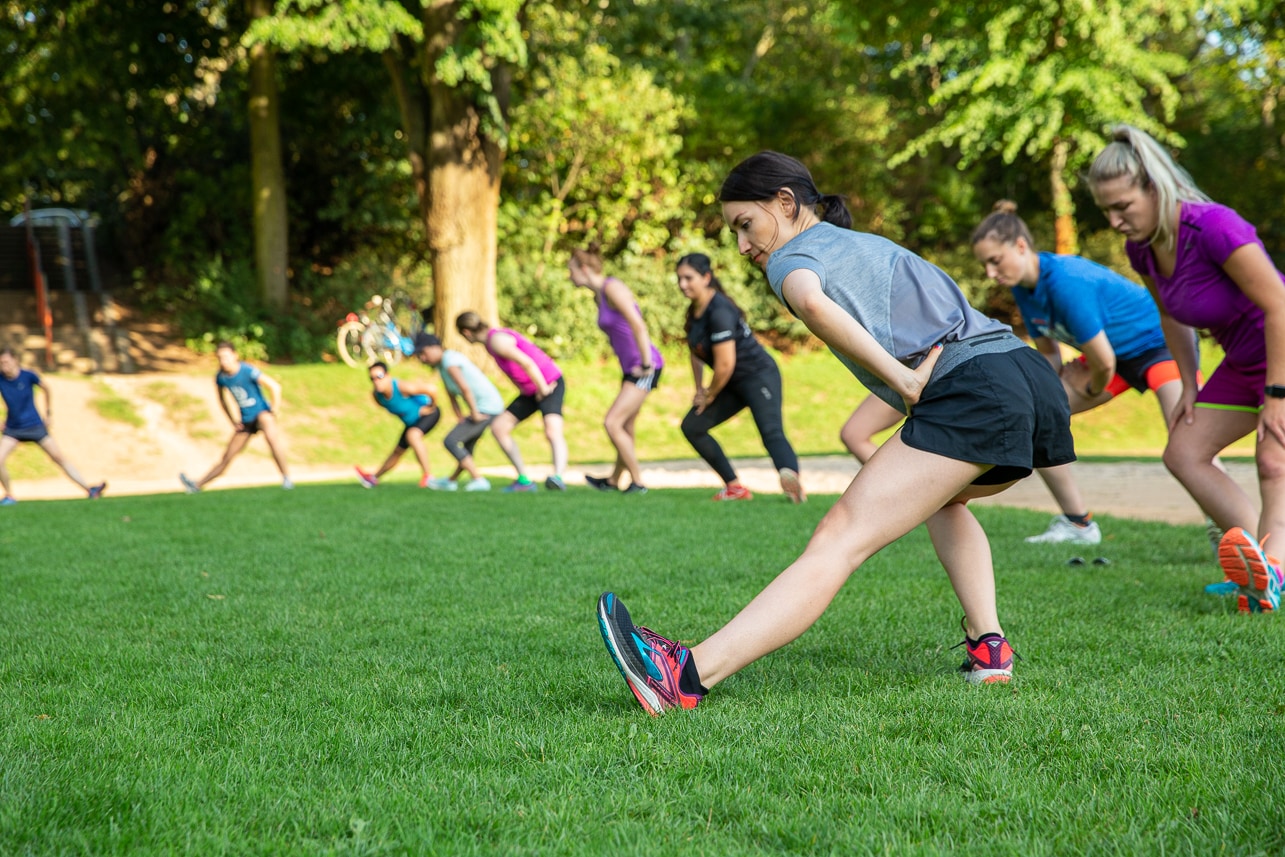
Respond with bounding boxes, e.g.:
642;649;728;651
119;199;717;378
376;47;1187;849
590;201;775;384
598;278;664;374
486;328;562;397
1126;201;1281;369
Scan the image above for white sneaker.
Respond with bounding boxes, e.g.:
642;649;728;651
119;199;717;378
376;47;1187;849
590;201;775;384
427;477;459;491
282;477;294;490
464;477;491;492
1025;515;1102;545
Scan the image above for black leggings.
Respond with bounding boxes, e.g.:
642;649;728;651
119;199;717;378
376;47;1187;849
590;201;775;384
681;366;798;484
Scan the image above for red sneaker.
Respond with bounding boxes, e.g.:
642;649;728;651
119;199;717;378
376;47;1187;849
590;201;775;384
955;622;1015;684
712;484;752;501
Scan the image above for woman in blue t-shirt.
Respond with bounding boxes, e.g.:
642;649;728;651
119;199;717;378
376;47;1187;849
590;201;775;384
0;347;106;504
843;200;1194;547
675;252;803;503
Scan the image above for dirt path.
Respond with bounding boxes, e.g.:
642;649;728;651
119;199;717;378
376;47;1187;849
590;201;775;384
6;373;1260;525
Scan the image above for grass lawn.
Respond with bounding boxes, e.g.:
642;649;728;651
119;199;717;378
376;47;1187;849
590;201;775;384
2;484;1282;855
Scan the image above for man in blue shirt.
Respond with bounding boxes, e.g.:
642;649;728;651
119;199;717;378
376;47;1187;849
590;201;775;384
180;342;292;493
0;348;106;504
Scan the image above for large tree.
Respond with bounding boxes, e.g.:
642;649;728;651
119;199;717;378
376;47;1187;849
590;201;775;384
249;0;526;348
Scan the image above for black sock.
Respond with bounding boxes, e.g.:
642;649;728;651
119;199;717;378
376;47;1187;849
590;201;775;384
1066;512;1092;527
678;655;708;696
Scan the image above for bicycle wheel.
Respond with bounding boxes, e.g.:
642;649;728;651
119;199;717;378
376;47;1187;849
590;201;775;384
336;321;367;367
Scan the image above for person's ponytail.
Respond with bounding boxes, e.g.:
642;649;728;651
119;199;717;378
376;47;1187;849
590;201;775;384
819;193;852;229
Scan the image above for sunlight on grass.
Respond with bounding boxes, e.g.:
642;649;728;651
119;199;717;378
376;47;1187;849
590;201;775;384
89;381;144;428
141;380;219;440
0;486;1280;854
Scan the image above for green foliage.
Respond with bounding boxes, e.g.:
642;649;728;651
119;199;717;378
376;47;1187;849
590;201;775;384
3;0;1283;364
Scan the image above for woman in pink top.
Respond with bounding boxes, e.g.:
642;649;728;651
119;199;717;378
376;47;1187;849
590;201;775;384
569;244;664;494
1088;124;1285;612
456;311;568;492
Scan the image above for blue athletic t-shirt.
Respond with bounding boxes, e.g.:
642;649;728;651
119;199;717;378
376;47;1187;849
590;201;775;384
1013;253;1166;360
0;369;44;430
216;363;270;421
375;380;432;426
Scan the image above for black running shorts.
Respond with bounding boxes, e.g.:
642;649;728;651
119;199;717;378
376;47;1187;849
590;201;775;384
900;347;1075;486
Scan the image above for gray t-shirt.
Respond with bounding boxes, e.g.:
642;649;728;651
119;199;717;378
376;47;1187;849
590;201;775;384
766;222;1021;413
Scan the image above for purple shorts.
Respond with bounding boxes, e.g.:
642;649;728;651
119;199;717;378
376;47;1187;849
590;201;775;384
1197;359;1267;411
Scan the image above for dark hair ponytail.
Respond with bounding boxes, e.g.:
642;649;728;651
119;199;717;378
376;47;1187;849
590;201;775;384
677;253;745;336
719;151;851;229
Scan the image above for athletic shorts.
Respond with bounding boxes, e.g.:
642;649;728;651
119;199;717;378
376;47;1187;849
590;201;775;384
900;347;1076;486
507;376;566;422
624;367;662;392
3;424;49;443
1076;346;1180;397
397;410;441;449
1197;359;1267;412
239;410;270;435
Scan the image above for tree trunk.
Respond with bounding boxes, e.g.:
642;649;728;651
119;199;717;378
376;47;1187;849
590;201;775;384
248;0;288;310
415;1;505;353
1050;137;1077;255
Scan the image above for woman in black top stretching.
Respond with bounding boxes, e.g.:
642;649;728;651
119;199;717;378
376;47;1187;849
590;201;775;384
676;253;804;502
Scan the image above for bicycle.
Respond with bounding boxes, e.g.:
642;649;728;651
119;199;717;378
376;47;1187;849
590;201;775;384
335;292;424;367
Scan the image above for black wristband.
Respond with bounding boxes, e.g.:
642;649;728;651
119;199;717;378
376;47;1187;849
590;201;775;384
1266;384;1285;399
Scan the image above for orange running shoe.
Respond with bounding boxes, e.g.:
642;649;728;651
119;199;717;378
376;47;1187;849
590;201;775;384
1217;527;1283;613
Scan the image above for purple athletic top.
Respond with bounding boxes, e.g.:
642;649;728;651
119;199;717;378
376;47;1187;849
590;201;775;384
486;328;562;397
597;278;664;374
1126;201;1281;369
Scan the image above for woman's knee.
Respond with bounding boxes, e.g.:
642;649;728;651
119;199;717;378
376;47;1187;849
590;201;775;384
1162;440;1202;478
1256;445;1285;484
680;412;706;440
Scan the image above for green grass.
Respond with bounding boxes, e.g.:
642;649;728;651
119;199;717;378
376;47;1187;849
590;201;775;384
141;380;219;440
2;485;1282;855
89;381;146;428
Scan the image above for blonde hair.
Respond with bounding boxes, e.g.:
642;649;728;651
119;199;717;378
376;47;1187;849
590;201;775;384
970;200;1037;251
1086;124;1209;252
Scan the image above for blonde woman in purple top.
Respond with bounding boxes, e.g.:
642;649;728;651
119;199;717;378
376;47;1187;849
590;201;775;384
1088;124;1285;612
456;311;569;492
569;245;664;494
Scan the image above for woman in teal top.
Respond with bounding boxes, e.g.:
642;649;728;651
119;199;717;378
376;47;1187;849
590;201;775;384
354;361;442;489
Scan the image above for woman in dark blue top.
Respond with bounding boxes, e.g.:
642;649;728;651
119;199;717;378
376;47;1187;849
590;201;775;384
0;347;106;504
